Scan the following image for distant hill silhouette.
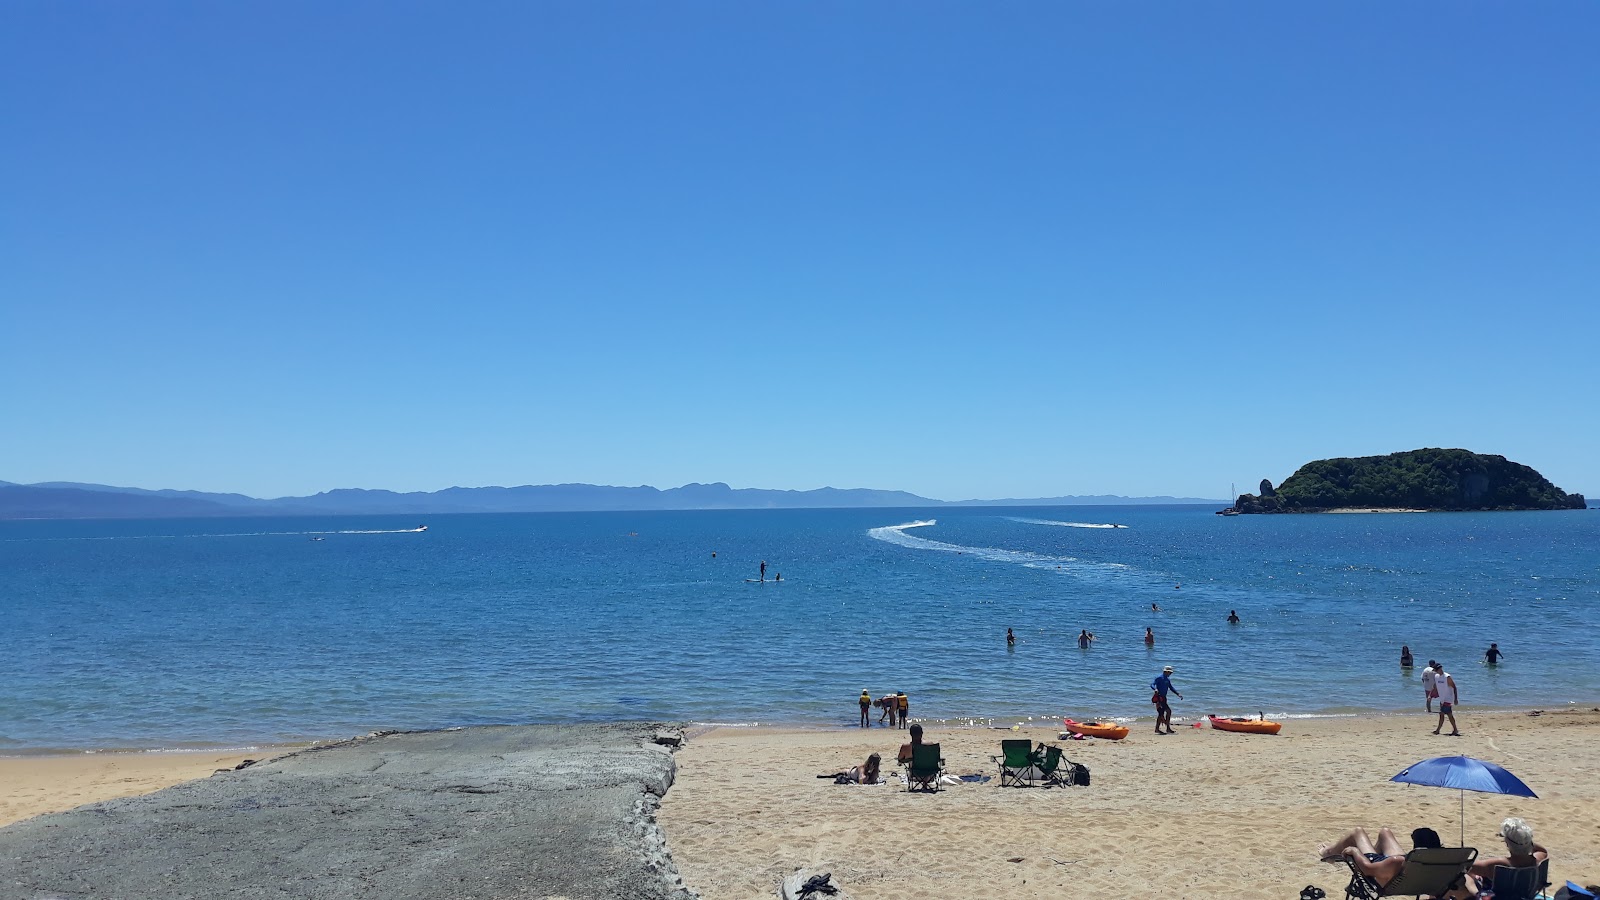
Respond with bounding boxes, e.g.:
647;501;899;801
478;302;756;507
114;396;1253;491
0;480;1224;520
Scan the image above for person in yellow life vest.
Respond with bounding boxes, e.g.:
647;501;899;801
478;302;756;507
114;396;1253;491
858;689;872;728
896;691;909;729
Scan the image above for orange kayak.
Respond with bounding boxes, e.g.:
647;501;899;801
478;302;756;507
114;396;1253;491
1062;719;1130;741
1208;715;1282;735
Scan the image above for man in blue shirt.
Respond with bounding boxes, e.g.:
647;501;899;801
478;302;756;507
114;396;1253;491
1151;665;1183;735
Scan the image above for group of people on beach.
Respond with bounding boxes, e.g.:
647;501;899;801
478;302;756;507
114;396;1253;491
835;723;930;784
1319;817;1549;898
857;690;908;728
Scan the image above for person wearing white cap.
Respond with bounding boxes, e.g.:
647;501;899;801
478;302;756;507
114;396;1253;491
1150;665;1182;735
1467;817;1548;884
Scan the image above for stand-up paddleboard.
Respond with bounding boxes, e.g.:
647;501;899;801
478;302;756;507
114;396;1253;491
744;579;785;583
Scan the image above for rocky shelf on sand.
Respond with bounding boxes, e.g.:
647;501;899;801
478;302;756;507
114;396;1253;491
0;723;697;900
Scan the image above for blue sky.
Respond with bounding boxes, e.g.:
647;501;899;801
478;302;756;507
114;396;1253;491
3;2;1596;500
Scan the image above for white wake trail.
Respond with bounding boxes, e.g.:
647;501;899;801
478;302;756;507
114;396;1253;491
1010;517;1122;529
867;519;1145;583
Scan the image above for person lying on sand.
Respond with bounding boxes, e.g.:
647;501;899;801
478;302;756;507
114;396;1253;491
847;753;882;784
1319;825;1442;891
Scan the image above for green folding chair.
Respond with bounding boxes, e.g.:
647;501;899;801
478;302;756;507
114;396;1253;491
1036;744;1077;787
992;738;1036;787
906;742;944;792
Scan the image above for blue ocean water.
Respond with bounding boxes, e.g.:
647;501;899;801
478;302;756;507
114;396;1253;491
3;506;1597;753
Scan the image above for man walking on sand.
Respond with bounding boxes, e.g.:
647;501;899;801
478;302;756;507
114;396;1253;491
1421;660;1439;712
1432;664;1460;736
1151;665;1182;735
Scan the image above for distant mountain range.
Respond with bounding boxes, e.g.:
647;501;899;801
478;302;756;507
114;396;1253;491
0;480;1225;520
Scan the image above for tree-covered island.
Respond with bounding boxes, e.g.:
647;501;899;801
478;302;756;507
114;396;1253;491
1221;448;1586;514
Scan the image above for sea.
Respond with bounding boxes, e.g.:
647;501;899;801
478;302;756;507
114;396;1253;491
3;506;1597;754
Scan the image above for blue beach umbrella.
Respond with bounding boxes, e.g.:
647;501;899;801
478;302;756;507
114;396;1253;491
1391;756;1538;846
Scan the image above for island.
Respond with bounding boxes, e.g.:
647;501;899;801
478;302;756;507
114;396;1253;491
1219;448;1586;514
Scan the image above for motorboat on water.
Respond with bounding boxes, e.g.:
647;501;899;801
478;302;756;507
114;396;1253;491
416;525;428;532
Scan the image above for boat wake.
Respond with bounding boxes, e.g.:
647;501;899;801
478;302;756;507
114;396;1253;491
1010;517;1123;529
867;520;1138;580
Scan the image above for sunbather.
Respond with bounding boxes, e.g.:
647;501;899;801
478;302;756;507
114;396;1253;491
1319;826;1443;891
845;753;883;784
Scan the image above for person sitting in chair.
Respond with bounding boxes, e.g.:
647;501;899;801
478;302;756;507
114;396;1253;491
898;723;924;766
1318;826;1443;890
1464;817;1547;887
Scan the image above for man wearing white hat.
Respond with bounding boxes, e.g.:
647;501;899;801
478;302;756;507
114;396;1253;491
1150;665;1183;735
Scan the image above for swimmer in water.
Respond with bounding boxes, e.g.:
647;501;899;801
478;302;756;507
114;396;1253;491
1228;609;1240;624
1151;602;1162;612
1006;627;1015;647
1077;629;1091;649
1144;627;1155;646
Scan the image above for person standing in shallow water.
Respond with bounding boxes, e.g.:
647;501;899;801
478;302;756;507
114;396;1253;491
1400;645;1414;668
1227;609;1240;624
858;689;872;727
1485;643;1505;666
1144;627;1155;646
1421;660;1439;712
1078;629;1091;649
1006;628;1015;647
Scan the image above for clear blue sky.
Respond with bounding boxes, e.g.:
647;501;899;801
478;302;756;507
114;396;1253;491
3;3;1596;501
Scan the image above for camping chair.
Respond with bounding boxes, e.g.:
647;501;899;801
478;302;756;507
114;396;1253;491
1342;847;1477;900
1489;858;1550;900
906;742;944;792
1036;744;1077;787
992;739;1037;787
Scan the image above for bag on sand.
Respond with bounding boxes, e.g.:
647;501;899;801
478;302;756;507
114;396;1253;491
1069;762;1091;786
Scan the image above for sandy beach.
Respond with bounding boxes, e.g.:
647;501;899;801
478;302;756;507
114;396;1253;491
0;750;276;829
658;710;1600;899
4;711;1595;899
